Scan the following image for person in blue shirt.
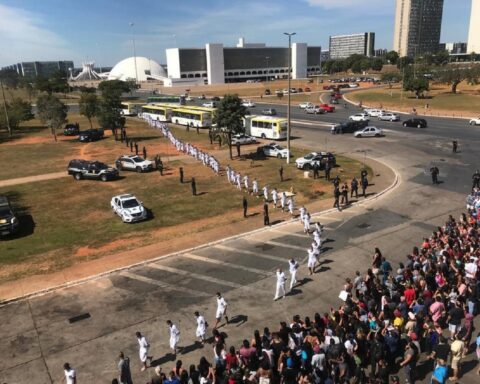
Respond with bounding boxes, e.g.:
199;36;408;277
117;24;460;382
431;359;448;384
164;371;180;384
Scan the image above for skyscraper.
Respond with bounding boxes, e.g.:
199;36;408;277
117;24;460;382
393;0;444;57
467;0;480;54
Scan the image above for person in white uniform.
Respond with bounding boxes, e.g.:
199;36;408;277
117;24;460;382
135;331;151;371
274;268;287;300
288;258;299;291
263;185;269;201
313;229;322;249
63;363;76;384
307;246;317;275
194;311;207;344
287;197;295;216
304;212;311;234
281;192;287;211
252;178;259;196
214;292;229;329
271;188;278;208
243;175;249;191
299;206;306;223
167;320;180;356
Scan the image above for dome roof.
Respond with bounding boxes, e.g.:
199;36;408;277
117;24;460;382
108;57;167;81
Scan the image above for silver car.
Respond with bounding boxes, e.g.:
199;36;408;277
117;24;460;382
378;112;400;122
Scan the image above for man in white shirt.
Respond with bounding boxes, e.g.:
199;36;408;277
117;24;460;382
214;292;229;329
307;246;317;275
135;331;151;371
288;259;299;291
194;311;207;344
274;268;287;300
465;257;478;280
167;320;180;356
63;363;76;384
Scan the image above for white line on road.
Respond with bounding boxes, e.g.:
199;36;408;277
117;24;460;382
262;240;308;252
147;263;245;289
269;228;309;238
291;119;331;127
215;244;288;263
182;253;271;275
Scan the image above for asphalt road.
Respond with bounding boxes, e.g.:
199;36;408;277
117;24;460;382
3;98;480;383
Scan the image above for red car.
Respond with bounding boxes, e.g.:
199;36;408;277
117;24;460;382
332;93;342;99
304;87;311;92
319;104;335;112
323;85;332;90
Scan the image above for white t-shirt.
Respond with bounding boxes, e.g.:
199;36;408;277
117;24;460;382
276;271;286;285
64;368;76;384
217;297;227;312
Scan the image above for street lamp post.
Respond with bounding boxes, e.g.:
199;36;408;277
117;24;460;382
129;22;138;84
284;32;296;164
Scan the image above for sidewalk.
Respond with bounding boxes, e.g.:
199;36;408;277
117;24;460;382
0;156;395;304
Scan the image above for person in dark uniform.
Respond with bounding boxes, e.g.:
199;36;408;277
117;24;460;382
134;142;139;156
325;161;331;181
351;177;359;199
179;167;184;183
186;122;190;132
332;175;340;189
191;177;197;196
472;170;480;189
341;182;349;205
157;158;164;176
263;200;270;226
236;142;241;157
130;140;133;152
452;140;458;153
360;168;368;182
333;186;341;210
313;162;319;179
125;136;129;147
361;177;368;197
196;125;200;135
143;146;147;160
430;166;439;184
243;196;248;218
279;166;284;182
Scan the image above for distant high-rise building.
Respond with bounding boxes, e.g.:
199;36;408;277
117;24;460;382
329;33;375;59
393;0;444;57
467;0;480;54
1;60;74;78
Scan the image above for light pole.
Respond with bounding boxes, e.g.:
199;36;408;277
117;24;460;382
284;32;296;164
129;22;138;84
265;56;270;83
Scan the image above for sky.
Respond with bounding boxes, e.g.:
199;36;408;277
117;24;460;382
0;0;473;68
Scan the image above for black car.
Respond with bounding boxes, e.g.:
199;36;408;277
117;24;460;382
79;129;104;142
0;196;19;236
64;123;80;136
403;118;427;128
264;89;271;95
211;96;221;101
332;121;369;134
67;159;119;181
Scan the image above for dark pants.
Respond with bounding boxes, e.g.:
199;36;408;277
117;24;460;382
341;193;348;205
351;188;358;198
362;187;366;197
333;197;340;209
243;206;247;218
264;214;270;226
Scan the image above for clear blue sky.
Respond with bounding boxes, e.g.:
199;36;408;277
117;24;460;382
0;0;473;67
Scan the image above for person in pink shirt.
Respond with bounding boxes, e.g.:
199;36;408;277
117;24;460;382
429;296;445;323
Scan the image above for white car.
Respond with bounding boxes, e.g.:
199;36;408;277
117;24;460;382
115;155;154;172
366;109;386;117
378;112;400;122
261;143;290;158
354;126;384;138
242;100;256;108
469;117;480;125
111;194;148;223
231;134;257;145
185;96;193;101
299;102;314;109
348;83;359;88
202;101;217;108
349;113;370;122
305;106;325;114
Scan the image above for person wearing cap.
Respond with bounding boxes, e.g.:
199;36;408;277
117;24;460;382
194;311;207;344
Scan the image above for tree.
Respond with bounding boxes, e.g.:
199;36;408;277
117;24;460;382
403;76;429;98
433;50;450;66
397;56;413;70
96;80;131;133
435;65;480;93
213;94;247;159
36;94;67;141
0;98;34;134
386;51;399;65
371;58;384;71
79;92;98;128
49;70;69;94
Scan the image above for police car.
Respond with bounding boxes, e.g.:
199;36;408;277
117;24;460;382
111;194;148;223
115;155;154;172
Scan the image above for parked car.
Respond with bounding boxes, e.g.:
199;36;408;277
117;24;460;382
304;87;311;92
242;100;256;107
111;194;148;223
348;83;359;88
275;89;283;95
295;152;336;170
231;134;257;145
264;89;271;95
331;121;369;134
64;123;80;136
198;94;206;100
402;118;427;128
354;126;384;138
115;155;154;172
469;117;480;125
299;102;314;109
332;93;342;99
366;109;386;117
378;112;400;122
79;129;104;142
67;159;119;181
330;98;339;105
262;108;277;116
349;113;370;122
305;105;325;114
0;195;19;236
259;143;290;158
202;101;217;108
319;104;335;113
211;96;221;101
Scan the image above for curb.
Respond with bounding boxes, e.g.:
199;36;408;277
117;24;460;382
0;157;400;307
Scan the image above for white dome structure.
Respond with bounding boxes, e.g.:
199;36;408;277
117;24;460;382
108;57;167;81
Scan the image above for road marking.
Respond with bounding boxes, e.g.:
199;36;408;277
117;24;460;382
270;228;309;238
215;244;288;263
262;240;308;252
120;271;210;297
291;119;331;127
182;253;271;275
147;263;244;289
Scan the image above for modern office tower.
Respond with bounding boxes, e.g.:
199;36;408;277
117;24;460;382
329;33;375;59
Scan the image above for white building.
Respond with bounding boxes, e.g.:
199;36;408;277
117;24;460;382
166;38;322;85
467;0;480;54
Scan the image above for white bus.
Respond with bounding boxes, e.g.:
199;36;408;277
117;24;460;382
171;107;212;128
121;102;145;116
243;116;287;140
141;105;173;122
